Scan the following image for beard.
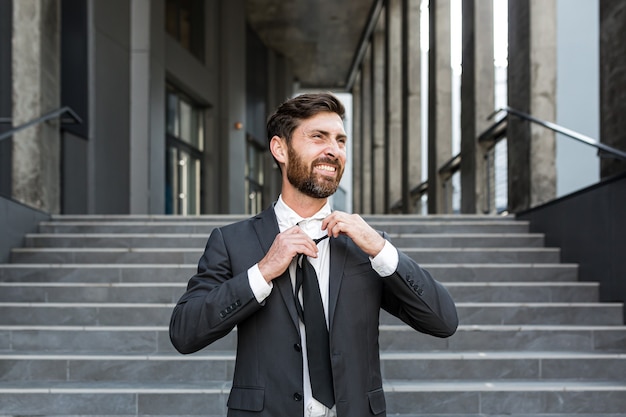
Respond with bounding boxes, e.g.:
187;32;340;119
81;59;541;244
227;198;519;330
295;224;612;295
286;146;344;199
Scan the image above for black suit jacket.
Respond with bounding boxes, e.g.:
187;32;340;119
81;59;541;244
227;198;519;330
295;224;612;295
170;206;458;417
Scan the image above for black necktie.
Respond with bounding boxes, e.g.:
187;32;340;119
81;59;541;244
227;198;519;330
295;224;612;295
294;234;335;408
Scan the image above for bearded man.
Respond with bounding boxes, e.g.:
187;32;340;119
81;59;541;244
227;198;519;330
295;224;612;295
169;92;458;417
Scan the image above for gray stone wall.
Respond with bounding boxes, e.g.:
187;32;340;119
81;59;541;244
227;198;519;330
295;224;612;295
11;0;61;213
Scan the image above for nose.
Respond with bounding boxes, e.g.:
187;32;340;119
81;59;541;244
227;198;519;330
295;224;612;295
325;139;342;158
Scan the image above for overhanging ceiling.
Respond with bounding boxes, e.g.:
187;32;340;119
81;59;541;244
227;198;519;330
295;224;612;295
245;0;378;90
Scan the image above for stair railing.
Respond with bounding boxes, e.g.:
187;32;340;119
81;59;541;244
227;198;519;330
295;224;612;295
484;106;626;160
0;106;82;142
433;106;626;214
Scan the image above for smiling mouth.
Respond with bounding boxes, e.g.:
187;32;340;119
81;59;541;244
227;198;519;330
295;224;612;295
315;164;337;173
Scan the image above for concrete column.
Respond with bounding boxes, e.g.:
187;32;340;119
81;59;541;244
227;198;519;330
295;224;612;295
460;0;494;213
405;0;422;213
91;0;132;214
129;0;166;214
507;0;557;212
351;71;363;213
360;45;373;214
427;0;453;213
386;0;403;212
130;0;151;214
11;0;61;213
0;0;13;197
372;18;386;214
219;0;247;214
599;0;626;178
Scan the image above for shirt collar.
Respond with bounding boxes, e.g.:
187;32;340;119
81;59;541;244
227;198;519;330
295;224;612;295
274;195;332;232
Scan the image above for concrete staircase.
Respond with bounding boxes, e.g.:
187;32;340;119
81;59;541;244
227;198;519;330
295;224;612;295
0;214;625;416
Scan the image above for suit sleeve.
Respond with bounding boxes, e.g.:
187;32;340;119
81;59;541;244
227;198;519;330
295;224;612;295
380;237;459;338
169;227;263;354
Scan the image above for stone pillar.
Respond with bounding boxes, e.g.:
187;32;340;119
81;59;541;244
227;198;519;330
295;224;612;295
11;0;61;212
507;0;557;212
351;71;363;213
130;0;152;214
372;18;386;214
0;0;12;197
427;0;453;213
386;0;403;212
219;0;248;214
405;0;422;213
599;0;626;178
460;0;494;213
129;0;166;215
360;45;373;214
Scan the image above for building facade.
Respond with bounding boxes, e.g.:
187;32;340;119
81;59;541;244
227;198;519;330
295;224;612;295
1;0;292;216
1;0;625;216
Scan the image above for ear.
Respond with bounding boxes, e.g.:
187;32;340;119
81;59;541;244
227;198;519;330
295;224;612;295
270;135;288;165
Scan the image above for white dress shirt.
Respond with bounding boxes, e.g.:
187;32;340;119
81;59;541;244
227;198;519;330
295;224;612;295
247;196;399;417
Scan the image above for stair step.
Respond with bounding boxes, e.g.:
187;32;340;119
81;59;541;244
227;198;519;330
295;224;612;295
0;302;621;326
1;351;624;382
10;247;561;264
0;380;624;415
2;325;625;353
2;214;623;417
37;220;530;234
0;263;579;283
0;281;599;303
23;232;546;248
380;324;626;352
49;213;516;222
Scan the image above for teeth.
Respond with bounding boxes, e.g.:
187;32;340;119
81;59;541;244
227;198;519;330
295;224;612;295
316;165;336;172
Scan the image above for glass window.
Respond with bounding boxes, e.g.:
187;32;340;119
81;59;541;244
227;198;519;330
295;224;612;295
166;92;179;137
180;100;192;142
166;85;205;215
246;137;265;214
165;0;204;61
167;86;204;151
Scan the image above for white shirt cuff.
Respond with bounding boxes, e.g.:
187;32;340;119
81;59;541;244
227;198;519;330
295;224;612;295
369;239;399;277
248;264;273;303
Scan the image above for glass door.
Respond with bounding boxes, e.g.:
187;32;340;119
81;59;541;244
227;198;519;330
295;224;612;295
246;136;265;214
165;85;204;215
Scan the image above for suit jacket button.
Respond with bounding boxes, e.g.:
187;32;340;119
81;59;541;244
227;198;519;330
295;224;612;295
294;343;302;352
293;392;303;401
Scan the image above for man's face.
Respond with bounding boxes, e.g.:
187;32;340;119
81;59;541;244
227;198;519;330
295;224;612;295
285;112;347;199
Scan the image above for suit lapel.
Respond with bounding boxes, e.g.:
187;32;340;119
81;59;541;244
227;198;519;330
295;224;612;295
252;205;301;331
328;234;348;330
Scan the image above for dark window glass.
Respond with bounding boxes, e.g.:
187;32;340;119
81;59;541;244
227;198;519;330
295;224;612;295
246;136;265;215
165;0;204;61
165;85;205;215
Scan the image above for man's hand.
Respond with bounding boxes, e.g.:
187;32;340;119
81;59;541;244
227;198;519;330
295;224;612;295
322;211;386;258
257;226;318;283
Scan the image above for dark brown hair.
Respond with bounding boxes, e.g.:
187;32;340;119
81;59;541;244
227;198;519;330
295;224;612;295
267;93;345;146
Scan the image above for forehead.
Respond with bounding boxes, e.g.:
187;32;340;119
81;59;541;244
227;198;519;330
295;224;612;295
296;112;346;135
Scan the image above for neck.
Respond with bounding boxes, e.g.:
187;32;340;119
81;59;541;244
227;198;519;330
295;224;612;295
281;187;328;218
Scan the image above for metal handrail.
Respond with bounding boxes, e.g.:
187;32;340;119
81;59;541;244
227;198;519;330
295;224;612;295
438;152;461;181
386;105;626;213
486;106;626;160
0;106;82;142
477;116;508;150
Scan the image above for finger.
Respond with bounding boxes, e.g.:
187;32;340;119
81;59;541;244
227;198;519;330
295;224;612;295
322;213;341;236
284;234;318;257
